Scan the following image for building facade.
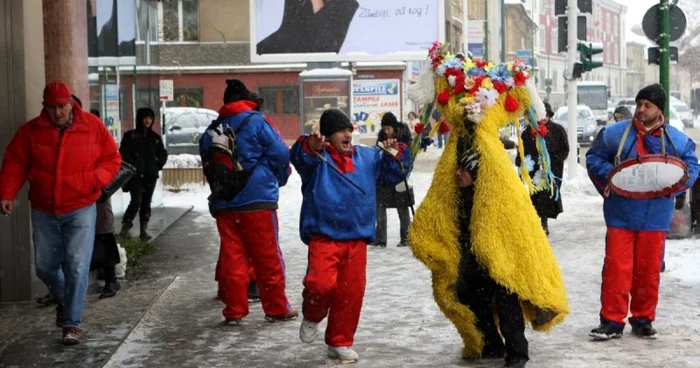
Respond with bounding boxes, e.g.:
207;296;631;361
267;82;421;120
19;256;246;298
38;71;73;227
535;0;627;108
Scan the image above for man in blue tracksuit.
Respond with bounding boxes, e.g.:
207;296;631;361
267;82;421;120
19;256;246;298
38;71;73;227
290;108;410;363
586;84;700;341
199;79;296;325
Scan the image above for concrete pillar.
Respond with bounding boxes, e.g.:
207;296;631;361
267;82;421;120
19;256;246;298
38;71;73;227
42;0;89;102
0;0;46;301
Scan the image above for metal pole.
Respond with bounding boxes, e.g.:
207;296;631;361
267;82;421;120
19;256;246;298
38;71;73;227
500;0;506;62
462;0;468;53
660;0;670;117
484;0;489;60
566;0;578;178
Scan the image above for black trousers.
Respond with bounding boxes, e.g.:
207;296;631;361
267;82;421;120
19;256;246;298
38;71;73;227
456;245;529;360
123;176;157;223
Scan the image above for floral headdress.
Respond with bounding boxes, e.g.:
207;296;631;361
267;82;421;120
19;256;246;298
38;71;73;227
408;42;557;196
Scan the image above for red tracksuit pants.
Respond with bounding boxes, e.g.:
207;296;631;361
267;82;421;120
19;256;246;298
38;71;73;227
302;236;367;347
600;227;665;325
215;210;291;319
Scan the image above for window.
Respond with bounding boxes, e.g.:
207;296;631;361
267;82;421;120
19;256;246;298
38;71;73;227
136;0;157;42
259;86;299;115
168;87;204;108
162;0;199;42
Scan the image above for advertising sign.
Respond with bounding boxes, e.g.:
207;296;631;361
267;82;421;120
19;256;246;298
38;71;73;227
251;0;445;62
103;84;121;143
301;79;351;135
352;79;401;136
467;20;485;58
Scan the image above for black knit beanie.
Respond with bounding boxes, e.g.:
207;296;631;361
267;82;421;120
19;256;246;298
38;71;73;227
320;108;353;137
223;79;252;104
380;112;399;129
636;84;666;111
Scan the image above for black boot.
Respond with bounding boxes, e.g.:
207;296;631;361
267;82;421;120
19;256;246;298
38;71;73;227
139;221;151;240
99;281;121;299
247;281;261;303
119;221;133;238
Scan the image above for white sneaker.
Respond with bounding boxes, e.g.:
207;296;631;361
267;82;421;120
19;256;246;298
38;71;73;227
327;346;359;363
299;319;319;343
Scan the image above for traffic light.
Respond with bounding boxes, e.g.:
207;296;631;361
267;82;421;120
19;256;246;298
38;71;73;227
578;41;603;71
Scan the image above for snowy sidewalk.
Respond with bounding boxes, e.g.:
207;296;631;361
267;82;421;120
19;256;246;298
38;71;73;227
99;164;700;368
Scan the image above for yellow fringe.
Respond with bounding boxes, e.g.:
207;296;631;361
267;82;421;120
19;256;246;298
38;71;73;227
408;83;569;359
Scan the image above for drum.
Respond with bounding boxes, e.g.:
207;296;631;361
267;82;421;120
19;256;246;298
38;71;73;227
608;155;688;199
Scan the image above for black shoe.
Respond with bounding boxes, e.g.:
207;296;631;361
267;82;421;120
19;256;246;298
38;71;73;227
631;321;657;339
369;242;386;247
397;241;408;247
247;282;261;303
589;320;624;340
481;346;505;359
505;356;528;368
99;281;121;299
36;292;55;306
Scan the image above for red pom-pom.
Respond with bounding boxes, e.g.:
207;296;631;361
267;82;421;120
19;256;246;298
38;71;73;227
437;88;451;105
530;128;538;138
415;123;424;135
514;72;528;86
537;123;548;137
505;95;519;112
493;81;507;94
438;121;451;134
453;75;466;94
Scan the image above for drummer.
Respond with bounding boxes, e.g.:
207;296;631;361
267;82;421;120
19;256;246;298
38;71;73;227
586;83;700;341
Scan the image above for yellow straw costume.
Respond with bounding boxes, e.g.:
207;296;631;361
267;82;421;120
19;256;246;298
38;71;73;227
407;44;569;359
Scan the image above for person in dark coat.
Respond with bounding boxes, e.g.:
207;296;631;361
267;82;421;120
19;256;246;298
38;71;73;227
370;112;414;247
515;102;570;234
119;107;168;239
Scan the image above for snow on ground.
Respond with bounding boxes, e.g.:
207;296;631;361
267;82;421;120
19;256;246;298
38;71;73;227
122;148;700;367
164;154;201;169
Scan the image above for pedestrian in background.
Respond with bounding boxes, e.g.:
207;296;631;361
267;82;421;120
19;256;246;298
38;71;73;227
516;102;570;235
371;112;414;247
119;107;168;239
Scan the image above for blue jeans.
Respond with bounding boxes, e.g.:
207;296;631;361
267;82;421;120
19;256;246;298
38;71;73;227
32;204;96;328
438;132;450;148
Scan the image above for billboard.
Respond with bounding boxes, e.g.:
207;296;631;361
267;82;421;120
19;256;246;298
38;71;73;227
251;0;445;62
352;79;401;136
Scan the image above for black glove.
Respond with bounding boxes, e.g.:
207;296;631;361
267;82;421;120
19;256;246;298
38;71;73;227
675;193;687;210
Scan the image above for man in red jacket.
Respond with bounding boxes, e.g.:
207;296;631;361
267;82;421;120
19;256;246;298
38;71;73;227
0;81;121;345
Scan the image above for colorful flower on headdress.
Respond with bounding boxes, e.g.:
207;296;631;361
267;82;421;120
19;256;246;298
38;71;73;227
426;42;532;120
476;88;500;109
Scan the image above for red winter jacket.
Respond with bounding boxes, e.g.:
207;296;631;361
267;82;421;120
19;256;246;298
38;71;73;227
0;104;121;214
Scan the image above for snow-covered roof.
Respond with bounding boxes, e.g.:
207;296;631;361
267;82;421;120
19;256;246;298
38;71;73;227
299;68;353;77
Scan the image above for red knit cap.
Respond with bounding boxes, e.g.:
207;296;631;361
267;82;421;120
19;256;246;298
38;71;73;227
43;81;72;105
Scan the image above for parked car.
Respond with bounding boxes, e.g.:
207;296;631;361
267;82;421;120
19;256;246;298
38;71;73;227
551;105;601;145
163;107;219;155
669;96;693;127
668;106;685;133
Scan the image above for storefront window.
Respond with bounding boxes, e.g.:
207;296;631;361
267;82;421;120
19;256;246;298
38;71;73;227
259;86;299;115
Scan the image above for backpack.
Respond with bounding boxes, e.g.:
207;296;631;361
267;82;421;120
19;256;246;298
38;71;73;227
202;113;255;202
